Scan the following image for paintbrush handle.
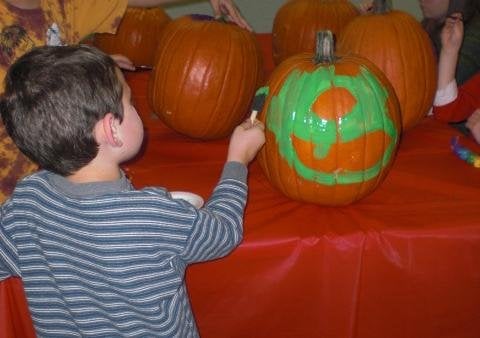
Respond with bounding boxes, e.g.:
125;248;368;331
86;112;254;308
250;110;258;124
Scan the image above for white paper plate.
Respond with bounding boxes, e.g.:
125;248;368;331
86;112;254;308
170;191;204;209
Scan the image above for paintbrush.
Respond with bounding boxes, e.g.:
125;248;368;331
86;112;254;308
135;65;153;71
249;92;267;124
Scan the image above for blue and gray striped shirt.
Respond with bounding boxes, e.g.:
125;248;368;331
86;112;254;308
0;162;248;337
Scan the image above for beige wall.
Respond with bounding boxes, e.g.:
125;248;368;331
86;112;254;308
164;0;423;33
392;0;422;19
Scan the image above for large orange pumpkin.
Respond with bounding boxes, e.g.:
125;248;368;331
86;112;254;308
272;0;359;65
337;0;437;131
94;7;171;67
258;31;401;206
149;15;263;139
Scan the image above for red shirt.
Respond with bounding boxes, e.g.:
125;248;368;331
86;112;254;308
433;72;480;122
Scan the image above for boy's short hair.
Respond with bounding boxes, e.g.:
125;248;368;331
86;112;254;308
0;44;123;176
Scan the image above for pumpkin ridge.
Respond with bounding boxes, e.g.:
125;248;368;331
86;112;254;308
233;31;253;129
154;21;188;121
173;24;200;132
395;11;432;126
297;5;310;58
392;13;409;122
200;23;230;137
360;66;399;164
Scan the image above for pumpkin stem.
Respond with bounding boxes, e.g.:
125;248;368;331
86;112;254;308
372;0;390;14
314;31;336;64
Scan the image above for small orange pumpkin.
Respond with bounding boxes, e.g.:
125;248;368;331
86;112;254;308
149;15;263;139
258;31;401;206
272;0;359;65
94;7;171;67
337;0;437;131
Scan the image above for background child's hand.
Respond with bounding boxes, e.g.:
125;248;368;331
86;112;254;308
357;0;373;14
210;0;252;31
466;108;480;144
441;13;464;56
227;119;265;165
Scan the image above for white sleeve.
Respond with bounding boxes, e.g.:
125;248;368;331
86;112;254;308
433;80;458;107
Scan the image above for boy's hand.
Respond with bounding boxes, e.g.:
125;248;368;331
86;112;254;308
466;108;480;144
227;118;265;165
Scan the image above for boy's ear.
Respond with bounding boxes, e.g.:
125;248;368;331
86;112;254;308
96;113;123;147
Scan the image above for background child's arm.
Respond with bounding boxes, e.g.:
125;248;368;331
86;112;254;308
437;13;463;94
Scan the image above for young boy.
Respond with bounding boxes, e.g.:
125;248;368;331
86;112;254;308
0;44;265;337
0;0;251;205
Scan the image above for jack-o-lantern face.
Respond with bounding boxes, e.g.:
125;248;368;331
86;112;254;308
258;51;401;206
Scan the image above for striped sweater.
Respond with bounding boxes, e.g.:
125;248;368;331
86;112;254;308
0;162;248;337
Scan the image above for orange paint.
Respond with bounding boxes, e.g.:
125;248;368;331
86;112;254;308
291;130;391;172
312;87;357;120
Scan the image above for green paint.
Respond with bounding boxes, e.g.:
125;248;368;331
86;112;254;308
255;86;269;96
266;65;398;186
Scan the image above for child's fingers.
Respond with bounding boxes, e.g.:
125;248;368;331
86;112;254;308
241;117;263;130
448;12;463;21
240;118;253;129
466;110;480;129
470;109;480;121
252;120;265;130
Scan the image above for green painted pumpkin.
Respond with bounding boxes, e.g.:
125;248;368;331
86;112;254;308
258;31;402;206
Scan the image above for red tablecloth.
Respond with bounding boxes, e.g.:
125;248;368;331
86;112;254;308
2;34;480;338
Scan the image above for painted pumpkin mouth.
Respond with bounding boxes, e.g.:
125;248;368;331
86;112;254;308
288;79;393;179
291;130;392;173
